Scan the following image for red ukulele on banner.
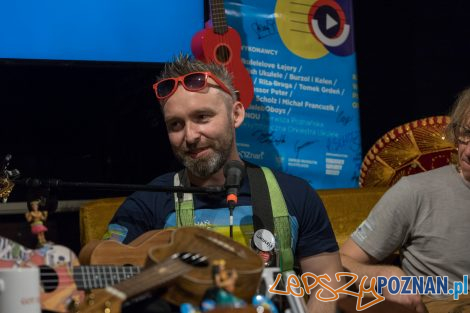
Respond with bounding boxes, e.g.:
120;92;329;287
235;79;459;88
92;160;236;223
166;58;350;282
191;0;254;108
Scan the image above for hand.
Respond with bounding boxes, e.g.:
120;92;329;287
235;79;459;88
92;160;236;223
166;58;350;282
381;289;427;312
379;268;428;313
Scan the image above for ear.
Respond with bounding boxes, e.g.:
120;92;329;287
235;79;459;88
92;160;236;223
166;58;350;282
232;101;245;128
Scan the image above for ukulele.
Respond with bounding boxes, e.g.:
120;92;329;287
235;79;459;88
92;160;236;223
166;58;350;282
191;0;254;108
76;227;264;313
0;230;171;312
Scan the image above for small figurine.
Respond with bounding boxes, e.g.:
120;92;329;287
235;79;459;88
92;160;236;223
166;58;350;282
25;199;48;246
200;259;246;311
213;259;238;293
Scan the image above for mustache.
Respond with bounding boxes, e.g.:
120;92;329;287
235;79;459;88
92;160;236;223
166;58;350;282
184;142;211;153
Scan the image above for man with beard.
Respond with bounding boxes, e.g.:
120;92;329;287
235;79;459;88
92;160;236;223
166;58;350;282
104;55;343;313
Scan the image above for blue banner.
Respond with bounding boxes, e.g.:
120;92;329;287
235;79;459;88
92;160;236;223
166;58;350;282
226;0;361;189
0;0;203;62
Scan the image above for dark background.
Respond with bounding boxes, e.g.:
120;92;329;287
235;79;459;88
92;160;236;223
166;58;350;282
1;61;174;201
355;1;470;150
2;1;470;202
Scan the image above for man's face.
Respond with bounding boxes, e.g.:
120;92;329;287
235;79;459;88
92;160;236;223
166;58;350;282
457;119;470;182
163;83;234;178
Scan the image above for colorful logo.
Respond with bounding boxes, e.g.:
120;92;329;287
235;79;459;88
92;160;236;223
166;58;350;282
275;0;354;59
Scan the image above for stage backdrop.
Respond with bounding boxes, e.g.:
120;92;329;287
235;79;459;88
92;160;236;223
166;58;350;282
0;0;203;62
225;0;361;189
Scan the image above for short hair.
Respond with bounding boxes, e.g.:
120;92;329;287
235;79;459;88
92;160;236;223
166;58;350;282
156;54;237;106
446;86;470;144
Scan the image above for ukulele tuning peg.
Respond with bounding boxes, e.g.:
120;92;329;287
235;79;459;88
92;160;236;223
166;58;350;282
104;300;112;313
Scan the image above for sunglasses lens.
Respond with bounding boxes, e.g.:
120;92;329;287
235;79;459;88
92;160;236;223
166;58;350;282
157;79;176;98
184;73;206;90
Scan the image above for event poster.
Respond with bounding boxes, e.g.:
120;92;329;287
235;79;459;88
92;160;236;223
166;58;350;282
225;0;361;189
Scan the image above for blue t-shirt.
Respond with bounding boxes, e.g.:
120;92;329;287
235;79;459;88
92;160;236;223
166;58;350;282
106;169;338;259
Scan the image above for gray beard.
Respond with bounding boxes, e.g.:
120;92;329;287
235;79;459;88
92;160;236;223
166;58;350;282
175;134;234;178
182;149;227;178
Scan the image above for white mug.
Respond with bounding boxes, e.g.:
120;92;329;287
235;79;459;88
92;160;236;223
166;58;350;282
0;267;41;313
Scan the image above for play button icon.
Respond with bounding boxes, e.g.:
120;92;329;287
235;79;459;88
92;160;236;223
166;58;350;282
326;13;338;30
308;0;354;55
309;0;343;41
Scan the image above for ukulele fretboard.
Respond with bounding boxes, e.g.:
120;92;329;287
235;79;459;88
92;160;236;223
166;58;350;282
73;265;141;290
211;0;228;34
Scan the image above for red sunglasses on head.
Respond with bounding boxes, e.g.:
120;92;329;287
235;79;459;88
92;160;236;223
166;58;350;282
153;71;232;100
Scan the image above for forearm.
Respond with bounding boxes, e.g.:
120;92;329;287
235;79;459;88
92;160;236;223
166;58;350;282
308;296;336;313
340;254;406;288
301;252;344;313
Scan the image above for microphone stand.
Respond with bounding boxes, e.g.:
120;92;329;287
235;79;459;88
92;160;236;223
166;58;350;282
0;153;226;210
12;177;225;195
228;200;235;239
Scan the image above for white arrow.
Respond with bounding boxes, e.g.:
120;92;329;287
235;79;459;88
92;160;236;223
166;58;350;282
326;14;338;30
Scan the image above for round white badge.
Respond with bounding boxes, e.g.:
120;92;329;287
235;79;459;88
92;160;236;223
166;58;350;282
253;229;276;252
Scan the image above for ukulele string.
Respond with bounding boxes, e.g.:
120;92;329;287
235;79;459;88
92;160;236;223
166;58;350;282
39;265;141;286
112;258;194;298
212;0;229;63
111;248;229;297
38;234;252;293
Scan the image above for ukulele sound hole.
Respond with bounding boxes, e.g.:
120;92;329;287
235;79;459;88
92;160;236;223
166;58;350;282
215;45;231;63
39;265;59;292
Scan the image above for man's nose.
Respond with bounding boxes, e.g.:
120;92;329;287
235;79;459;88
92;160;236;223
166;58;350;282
184;122;201;144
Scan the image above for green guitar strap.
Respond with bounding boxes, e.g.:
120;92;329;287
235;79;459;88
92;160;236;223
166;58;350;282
173;166;294;272
259;167;294;272
173;169;194;227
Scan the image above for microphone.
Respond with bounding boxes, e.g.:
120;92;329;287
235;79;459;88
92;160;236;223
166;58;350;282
223;160;245;239
224;160;245;205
